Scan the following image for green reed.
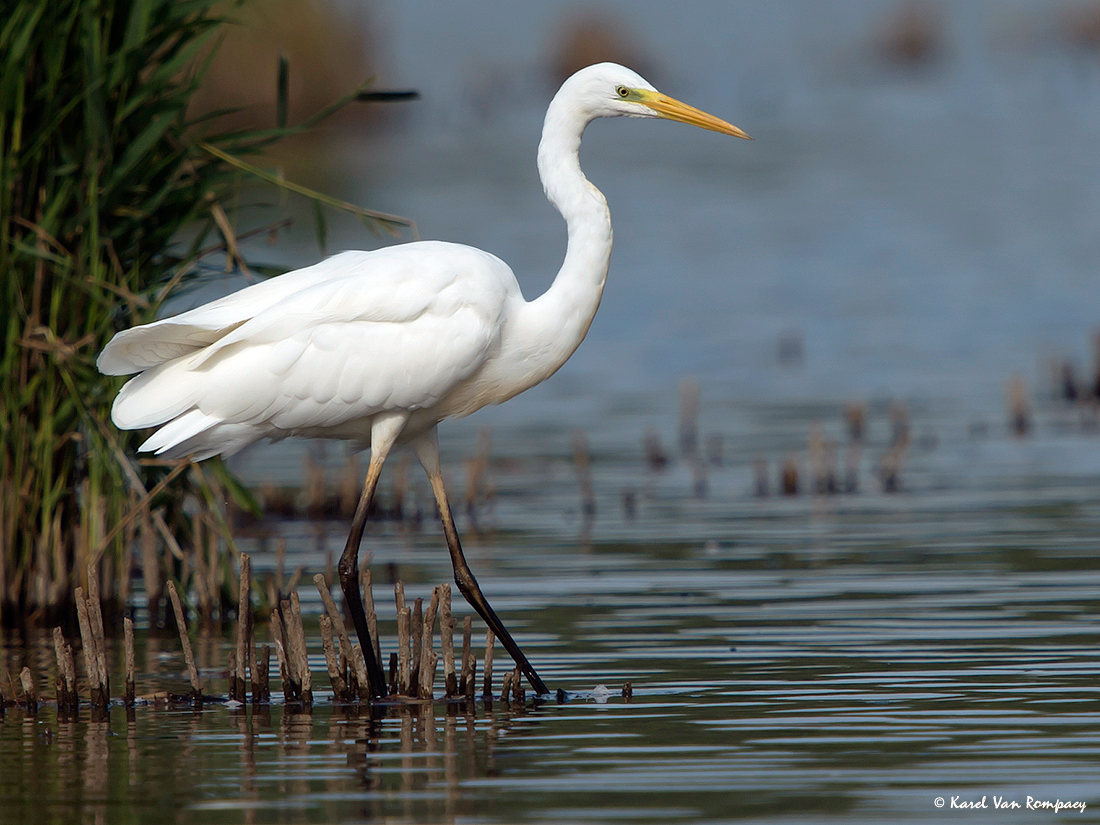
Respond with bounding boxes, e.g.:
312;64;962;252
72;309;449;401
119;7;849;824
0;0;408;626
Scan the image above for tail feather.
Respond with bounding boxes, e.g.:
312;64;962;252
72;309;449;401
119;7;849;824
139;409;219;455
137;410;260;460
149;421;261;461
111;359;205;430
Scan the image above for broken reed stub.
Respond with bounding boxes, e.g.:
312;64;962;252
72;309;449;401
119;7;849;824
254;644;271;703
419;587;440;700
319;615;350;702
289;592;313;705
74;585;108;709
20;668;36;714
440;584;457;696
234;553;251;702
482;629;495;699
350;644;372;703
410;597;423;693
397;605;411;695
270;608;294;701
313;573;354;682
124;617;136;706
52;627;78;713
167;580;203;702
419;650;439;700
511;666;524;703
85;563;110;700
460;616;475;701
394;579;406;615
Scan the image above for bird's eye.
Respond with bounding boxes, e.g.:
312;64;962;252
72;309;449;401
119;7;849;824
616;85;630;98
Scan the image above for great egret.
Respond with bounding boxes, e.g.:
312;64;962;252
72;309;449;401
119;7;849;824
98;62;750;698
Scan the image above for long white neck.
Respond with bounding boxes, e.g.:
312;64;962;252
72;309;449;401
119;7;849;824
512;87;613;386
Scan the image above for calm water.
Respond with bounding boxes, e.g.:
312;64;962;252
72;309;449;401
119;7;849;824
6;1;1100;822
4;392;1100;823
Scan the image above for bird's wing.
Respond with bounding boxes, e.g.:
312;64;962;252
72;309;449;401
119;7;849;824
98;249;415;375
111;244;517;434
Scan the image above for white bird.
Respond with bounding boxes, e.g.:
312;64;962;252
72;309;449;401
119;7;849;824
98;62;750;698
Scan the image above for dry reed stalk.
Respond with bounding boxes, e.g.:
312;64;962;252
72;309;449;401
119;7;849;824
419;650;439;700
254;644;271;703
410;596;423;692
290;594;313;704
74;586;106;708
290;593;312;703
285;595;312;705
234;554;251;701
52;627;78;712
312;573;355;684
361;568;380;665
511;667;523;703
394;579;406;614
319;615;350;701
350;644;372;702
85;564;109;698
123;617;135;706
440;584;457;696
418;587;440;699
270;608;294;701
460;616;475;700
166;581;203;701
20;667;36;714
482;629;495;699
397;606;411;695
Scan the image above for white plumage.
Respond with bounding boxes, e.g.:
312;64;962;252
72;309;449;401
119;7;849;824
102;243;517;459
99;63;750;697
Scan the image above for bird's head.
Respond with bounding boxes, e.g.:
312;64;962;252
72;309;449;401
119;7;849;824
564;62;752;140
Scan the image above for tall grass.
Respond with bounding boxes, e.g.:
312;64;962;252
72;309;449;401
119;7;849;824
0;0;407;626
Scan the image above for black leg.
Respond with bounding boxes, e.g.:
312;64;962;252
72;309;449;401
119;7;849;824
427;468;550;696
337;458;388;698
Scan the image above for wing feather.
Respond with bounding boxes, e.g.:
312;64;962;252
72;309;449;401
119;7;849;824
107;242;518;453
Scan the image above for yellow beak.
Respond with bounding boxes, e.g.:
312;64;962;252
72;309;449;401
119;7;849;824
638;91;752;140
